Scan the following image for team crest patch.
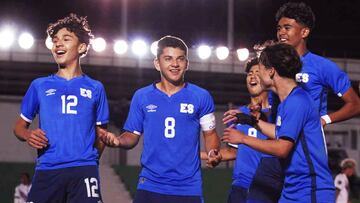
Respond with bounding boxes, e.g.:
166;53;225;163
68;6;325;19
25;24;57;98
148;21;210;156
45;88;56;96
146;104;157;112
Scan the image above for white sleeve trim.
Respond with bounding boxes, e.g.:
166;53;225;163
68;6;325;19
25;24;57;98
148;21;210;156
133;130;141;135
20;114;32;123
337;92;343;97
227;143;238;148
200;112;216;131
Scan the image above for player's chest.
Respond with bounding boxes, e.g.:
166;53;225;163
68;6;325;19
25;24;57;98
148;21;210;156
38;83;96;113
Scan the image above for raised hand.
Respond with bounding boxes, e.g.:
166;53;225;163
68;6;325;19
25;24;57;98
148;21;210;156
222;126;246;144
223;109;241;125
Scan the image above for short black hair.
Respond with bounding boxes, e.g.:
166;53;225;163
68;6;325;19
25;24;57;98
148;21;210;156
47;13;94;56
245;57;259;73
275;2;315;30
157;35;188;59
259;43;302;80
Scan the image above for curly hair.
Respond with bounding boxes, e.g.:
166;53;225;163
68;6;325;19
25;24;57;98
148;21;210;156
244;57;259;73
275;2;315;31
259;43;302;80
47;13;94;56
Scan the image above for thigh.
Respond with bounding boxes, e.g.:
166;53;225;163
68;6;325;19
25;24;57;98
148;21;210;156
66;165;103;203
133;189;202;203
27;169;67;203
227;186;248;203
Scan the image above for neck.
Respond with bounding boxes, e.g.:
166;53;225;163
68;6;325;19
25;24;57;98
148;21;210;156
250;92;270;109
295;41;308;57
156;80;185;96
56;64;83;80
273;77;298;102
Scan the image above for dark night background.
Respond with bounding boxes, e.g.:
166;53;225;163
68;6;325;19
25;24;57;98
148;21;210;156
1;0;360;58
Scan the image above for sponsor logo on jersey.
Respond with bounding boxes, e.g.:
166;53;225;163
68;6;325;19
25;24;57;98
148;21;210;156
276;116;282;126
80;88;92;99
180;103;194;114
146;104;157;112
45;88;56;96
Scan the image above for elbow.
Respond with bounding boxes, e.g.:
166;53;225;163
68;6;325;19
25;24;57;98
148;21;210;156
276;150;289;158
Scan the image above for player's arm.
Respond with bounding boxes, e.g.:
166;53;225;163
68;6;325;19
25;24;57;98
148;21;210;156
200;146;236;161
222;127;293;158
323;87;360;126
13;116;48;149
97;128;140;149
95;124;108;157
203;129;221;168
255;120;276;139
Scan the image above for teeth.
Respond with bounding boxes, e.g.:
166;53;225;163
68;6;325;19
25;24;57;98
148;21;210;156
56;50;65;54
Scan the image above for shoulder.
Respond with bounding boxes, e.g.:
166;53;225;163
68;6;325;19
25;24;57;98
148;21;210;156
305;52;341;70
83;75;105;88
186;83;212;97
283;87;313;109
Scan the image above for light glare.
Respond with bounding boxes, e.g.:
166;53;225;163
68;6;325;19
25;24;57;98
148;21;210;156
92;37;107;52
113;40;128;55
45;36;53;50
197;45;211;60
216;46;229;60
0;27;15;49
131;39;148;56
18;32;34;49
237;48;249;61
150;41;158;56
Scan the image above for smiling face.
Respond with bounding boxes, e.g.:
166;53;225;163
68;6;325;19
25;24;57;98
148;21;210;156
277;17;309;51
246;65;264;96
51;28;86;68
154;47;188;86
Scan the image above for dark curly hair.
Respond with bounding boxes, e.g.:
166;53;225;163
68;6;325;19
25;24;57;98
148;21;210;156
275;2;315;31
245;57;259;73
47;13;94;56
259;43;302;80
157;35;188;59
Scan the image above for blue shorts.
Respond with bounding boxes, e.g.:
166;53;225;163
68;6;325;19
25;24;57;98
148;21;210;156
133;189;203;203
227;185;248;203
27;165;102;203
247;157;284;203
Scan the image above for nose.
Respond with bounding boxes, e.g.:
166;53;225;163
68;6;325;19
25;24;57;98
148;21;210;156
171;59;179;67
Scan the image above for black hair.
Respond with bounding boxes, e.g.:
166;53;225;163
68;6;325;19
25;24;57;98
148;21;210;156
275;2;315;30
245;57;259;73
259;43;302;80
47;13;94;56
157;35;188;59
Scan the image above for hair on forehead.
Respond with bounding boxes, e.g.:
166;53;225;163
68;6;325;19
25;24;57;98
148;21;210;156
156;35;188;59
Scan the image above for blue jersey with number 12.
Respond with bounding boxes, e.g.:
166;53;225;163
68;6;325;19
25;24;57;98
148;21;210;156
20;74;109;170
124;83;215;196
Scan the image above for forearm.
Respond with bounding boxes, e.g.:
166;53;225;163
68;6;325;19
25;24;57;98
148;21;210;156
219;148;236;161
203;130;220;153
327;88;360;124
242;136;291;158
256;120;276;139
13;119;30;141
117;131;140;149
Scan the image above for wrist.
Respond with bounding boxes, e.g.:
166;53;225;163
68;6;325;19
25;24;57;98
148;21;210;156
321;115;332;125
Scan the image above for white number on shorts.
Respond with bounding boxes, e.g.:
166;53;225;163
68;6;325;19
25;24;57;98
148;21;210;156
248;128;257;138
164;117;176;138
61;95;78;114
84;177;99;198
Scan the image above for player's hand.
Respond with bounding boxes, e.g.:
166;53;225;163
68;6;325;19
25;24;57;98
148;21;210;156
223;109;241;125
206;149;222;168
249;98;262;120
222;126;246;144
97;128;120;147
26;128;48;149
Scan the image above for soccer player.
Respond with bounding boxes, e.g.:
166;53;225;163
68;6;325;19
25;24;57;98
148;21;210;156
13;172;31;203
276;2;360;126
334;158;357;203
201;57;281;203
222;43;335;203
98;35;221;203
13;14;109;203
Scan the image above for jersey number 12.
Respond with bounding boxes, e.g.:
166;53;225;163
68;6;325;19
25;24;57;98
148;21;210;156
61;95;78;114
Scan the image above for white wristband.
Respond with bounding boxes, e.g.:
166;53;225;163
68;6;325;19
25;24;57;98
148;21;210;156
321;115;332;124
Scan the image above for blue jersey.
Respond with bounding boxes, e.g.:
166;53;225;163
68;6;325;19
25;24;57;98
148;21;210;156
276;87;335;203
124;83;215;196
230;106;268;189
297;52;351;116
20;74;109;170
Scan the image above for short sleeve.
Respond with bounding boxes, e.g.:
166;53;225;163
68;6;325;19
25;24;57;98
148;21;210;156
322;60;351;97
95;83;109;125
20;82;39;122
199;90;215;118
123;91;144;135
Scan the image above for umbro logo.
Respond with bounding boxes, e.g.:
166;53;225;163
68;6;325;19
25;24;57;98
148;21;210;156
45;89;56;96
146;104;157;112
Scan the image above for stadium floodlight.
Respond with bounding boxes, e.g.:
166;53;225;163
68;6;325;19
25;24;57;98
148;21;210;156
197;45;211;60
0;27;15;49
113;40;128;55
237;48;249;61
150;41;158;56
18;32;34;49
45;35;53;50
131;39;148;57
216;46;229;60
92;37;106;52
